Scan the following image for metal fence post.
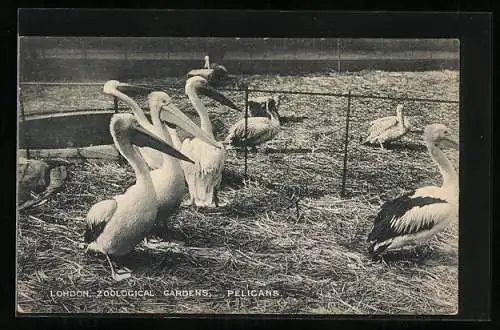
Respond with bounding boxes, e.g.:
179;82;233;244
244;86;249;179
341;90;352;197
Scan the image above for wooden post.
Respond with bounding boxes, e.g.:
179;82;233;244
341;90;352;197
244;87;249;179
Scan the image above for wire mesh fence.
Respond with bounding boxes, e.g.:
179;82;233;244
18;80;459;198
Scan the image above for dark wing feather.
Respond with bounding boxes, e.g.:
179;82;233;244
367;190;448;243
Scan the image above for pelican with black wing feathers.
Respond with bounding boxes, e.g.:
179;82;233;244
179;76;241;208
187;56;230;87
367;124;459;258
84;113;194;281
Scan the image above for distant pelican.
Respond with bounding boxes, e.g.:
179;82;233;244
367;123;459;258
203;55;228;76
102;80;165;170
84;113;194;281
186;56;229;86
248;95;282;118
180;76;241;207
18;157;70;210
225;98;281;151
362;104;411;150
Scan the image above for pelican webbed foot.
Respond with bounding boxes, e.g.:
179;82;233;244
86;243;131;281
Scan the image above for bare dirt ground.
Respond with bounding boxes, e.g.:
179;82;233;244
17;70;459;314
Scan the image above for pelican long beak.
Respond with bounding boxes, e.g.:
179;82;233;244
159;103;221;149
130;126;194;164
116;83;151;96
198;85;242;111
443;135;459;148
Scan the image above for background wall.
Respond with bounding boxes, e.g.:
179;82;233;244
19;37;460;81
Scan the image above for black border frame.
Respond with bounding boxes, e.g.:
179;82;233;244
7;8;493;329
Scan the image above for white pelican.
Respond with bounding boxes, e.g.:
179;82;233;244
18;157;70;210
367;123;459;258
102;80;165;170
145;91;221;219
225;99;281;151
362;104;411;150
179;76;241;207
84;113;194;281
248;95;282;118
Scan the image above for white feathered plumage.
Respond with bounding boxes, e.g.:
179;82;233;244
179;76;241;208
367;123;459;258
225;98;281;151
363;104;411;150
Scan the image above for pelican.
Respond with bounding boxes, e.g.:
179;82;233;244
367;124;459;258
186;56;229;87
18;157;70;210
248;95;282;118
84;113;194;281
225;99;281;151
362;104;411;150
179;76;241;207
102;80;165;170
145;91;221;219
203;55;228;76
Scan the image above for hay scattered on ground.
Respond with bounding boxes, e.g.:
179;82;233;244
17;70;459;314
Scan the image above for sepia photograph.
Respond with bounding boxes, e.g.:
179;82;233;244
17;35;460;314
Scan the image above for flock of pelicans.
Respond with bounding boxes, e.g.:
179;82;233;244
19;56;459;281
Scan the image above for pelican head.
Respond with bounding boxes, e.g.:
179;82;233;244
103;80;130;94
110;113;194;164
148;91;174;114
104;80;150;97
186;76;242;112
424;123;459;148
148;91;221;149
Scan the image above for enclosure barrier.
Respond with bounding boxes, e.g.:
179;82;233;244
18;81;459;197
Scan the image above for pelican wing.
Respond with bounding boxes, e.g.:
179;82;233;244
84;199;117;243
367;190;453;245
227;118;278;146
367;116;398;135
180;137;225;206
363;117;401;144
